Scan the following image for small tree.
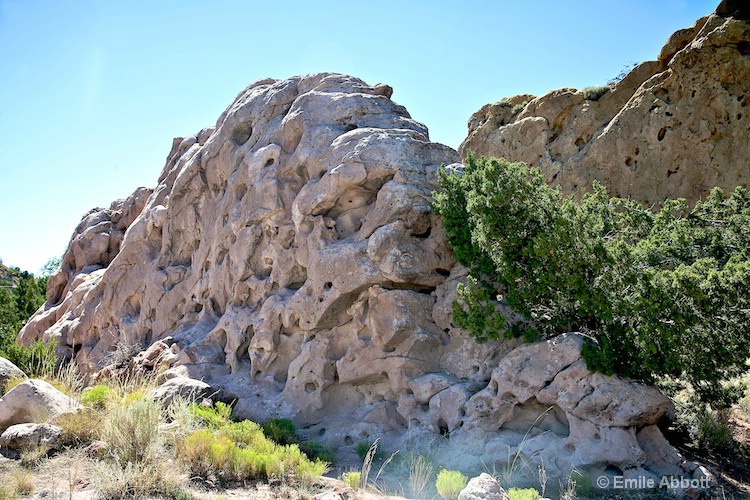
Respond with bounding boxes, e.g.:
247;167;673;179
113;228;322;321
434;154;750;408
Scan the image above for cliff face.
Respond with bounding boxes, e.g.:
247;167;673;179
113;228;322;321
20;73;689;483
461;8;750;205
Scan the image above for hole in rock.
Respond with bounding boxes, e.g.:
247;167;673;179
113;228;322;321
232;123;253;145
324;281;333;291
658;127;667;141
319;428;326;436
438;419;450;437
738;41;750;55
435;268;450;277
305;382;317;393
344;436;353;445
193;303;203;314
412;226;432;239
264;158;275;167
625;157;633;168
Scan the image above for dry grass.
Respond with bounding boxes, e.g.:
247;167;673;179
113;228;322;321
93;459;187;499
54;407;104;447
9;468;34;496
19;444;49;468
408;453;433;498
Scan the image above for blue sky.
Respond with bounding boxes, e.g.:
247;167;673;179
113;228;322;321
0;0;717;273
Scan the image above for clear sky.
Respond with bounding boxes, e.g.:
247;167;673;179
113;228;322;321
0;0;717;273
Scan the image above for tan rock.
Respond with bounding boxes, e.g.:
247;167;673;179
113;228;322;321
461;11;750;205
18;73;685;483
0;379;81;429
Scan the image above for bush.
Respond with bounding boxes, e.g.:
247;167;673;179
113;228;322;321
189;401;232;428
179;415;328;484
262;417;335;462
343;471;361;489
102;397;161;464
435;469;467;499
434;155;750;407
263;417;297;445
508;488;542;500
356;439;381;460
81;384;115;409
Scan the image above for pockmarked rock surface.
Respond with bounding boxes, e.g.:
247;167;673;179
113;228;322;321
20;73;686;482
461;6;750;205
0;379;81;429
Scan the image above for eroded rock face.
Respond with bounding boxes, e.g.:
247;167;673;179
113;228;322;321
461;10;750;205
19;73;682;482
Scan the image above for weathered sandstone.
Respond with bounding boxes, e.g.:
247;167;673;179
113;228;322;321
461;7;750;205
18;73;686;482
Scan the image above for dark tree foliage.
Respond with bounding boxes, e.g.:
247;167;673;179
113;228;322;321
434;155;750;407
0;262;56;376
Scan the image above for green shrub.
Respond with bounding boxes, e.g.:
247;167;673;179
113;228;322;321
435;469;467;499
82;384;115;409
511;101;528;114
697;409;734;452
263;417;297;445
189;401;232;428
299;439;336;463
180;424;327;484
343;471;361;489
508;488;542;500
570;469;592;496
356;439;382;460
434;155;750;407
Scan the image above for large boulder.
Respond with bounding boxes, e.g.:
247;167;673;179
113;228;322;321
149;376;212;406
0;379;81;429
458;473;509;500
0;423;62;450
461;7;750;205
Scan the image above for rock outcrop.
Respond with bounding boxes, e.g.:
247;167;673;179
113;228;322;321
461;6;750;205
19;73;685;483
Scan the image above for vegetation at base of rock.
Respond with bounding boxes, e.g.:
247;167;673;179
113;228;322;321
508;488;542;500
179;405;327;484
435;469;468;499
356;439;382;460
434;154;750;408
263;418;297;445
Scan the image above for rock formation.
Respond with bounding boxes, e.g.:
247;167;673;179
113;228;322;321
20;73;689;483
461;5;750;205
